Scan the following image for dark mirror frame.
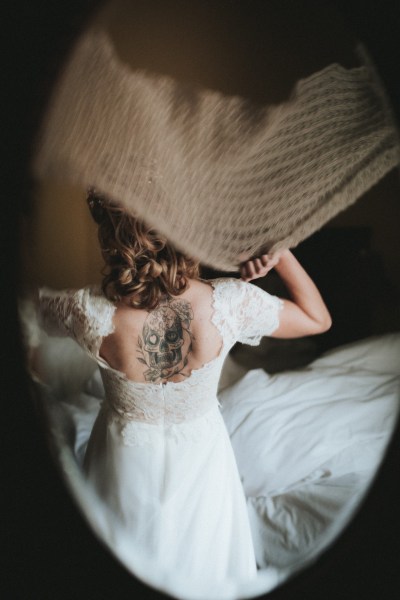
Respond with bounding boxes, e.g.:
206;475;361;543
3;1;399;598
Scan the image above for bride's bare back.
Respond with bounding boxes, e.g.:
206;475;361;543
86;193;331;386
99;279;223;384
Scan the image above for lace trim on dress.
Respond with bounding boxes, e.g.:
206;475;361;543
209;278;283;346
95;280;234;436
235;281;283;346
39;286;116;359
209;279;239;349
93;278;283;436
112;406;223;447
39;280;282;441
80;286;116;357
39;287;82;338
100;361;222;428
97;278;230;388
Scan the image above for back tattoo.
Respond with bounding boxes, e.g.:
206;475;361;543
137;298;195;383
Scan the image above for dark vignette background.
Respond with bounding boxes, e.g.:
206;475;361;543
2;1;399;599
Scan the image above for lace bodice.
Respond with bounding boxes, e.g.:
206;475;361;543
39;279;282;430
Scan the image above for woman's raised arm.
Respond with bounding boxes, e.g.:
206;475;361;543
240;249;332;338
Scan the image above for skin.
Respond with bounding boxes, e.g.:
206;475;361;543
100;279;222;384
136;297;195;382
240;249;332;338
32;249;331;385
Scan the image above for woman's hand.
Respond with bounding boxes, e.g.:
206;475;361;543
240;251;286;282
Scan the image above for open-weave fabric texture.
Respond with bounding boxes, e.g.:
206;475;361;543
33;28;400;271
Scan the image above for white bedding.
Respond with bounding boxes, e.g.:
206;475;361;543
29;327;400;591
219;334;400;569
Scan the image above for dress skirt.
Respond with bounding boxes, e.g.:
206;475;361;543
83;403;257;587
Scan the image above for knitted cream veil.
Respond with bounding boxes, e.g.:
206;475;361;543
33;27;400;271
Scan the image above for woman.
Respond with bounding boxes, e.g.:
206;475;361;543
37;188;331;588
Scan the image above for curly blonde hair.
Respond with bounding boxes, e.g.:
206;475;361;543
87;188;200;309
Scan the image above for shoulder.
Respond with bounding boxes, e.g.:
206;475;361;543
38;286;84;317
62;284;115;311
38;285;95;305
208;277;251;302
210;277;283;319
183;277;245;296
38;285;97;310
39;284;115;324
81;285;116;326
208;277;243;290
84;284;113;306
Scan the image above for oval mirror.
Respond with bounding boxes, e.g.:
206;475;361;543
15;1;400;599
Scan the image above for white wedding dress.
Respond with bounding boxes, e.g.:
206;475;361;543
38;278;283;590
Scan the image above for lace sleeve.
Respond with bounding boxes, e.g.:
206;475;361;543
38;286;116;358
211;278;283;347
234;280;283;346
